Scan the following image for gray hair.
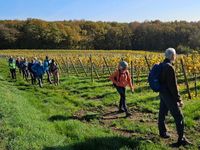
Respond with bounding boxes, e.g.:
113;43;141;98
165;48;176;60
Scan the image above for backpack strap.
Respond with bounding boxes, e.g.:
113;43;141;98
118;70;128;82
159;62;171;85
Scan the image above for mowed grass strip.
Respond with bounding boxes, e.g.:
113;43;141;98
0;58;200;150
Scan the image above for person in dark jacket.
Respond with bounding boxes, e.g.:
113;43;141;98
49;59;59;85
19;57;24;75
31;60;45;87
159;48;191;147
16;57;21;74
28;59;36;85
21;58;29;81
43;56;52;84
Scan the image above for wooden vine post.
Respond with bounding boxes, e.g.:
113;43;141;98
144;56;151;72
69;57;79;77
131;61;134;85
92;63;100;80
89;55;94;82
103;57;111;75
66;57;69;75
192;54;197;97
180;58;192;99
78;57;88;77
60;55;68;73
55;58;64;75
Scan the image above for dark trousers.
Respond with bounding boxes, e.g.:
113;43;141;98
36;75;43;88
116;86;127;112
158;92;184;140
22;69;29;80
10;69;16;79
30;72;36;85
46;70;52;83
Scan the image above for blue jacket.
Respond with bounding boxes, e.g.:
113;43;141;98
43;59;50;71
31;63;45;77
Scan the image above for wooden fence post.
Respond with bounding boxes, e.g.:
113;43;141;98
103;57;111;75
194;73;197;97
192;54;197;97
78;57;88;77
90;55;94;82
55;58;64;75
92;63;100;80
69;57;79;77
102;65;105;75
60;56;68;73
131;61;134;85
66;57;69;75
180;58;192;99
144;56;151;72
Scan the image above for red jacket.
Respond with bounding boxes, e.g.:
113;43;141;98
109;69;133;89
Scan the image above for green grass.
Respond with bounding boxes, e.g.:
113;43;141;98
0;57;200;150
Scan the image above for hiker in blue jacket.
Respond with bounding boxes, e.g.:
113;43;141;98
43;56;52;84
31;60;45;87
28;59;36;85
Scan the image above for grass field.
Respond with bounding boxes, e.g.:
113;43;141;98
0;55;200;150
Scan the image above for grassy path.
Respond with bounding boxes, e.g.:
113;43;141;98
0;58;200;150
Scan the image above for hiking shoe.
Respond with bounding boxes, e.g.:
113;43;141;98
125;112;132;117
160;132;170;139
118;109;125;113
171;137;192;147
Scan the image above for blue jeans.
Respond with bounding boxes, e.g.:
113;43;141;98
115;86;127;112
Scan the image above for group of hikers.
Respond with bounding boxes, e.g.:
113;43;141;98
7;48;192;147
109;48;192;147
8;56;59;87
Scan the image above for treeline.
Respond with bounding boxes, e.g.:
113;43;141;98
1;19;200;53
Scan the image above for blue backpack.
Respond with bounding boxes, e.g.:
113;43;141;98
148;63;163;92
44;60;49;68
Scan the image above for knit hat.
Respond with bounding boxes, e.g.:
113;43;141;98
119;61;128;69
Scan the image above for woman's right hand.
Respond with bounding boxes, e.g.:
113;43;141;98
131;88;134;93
